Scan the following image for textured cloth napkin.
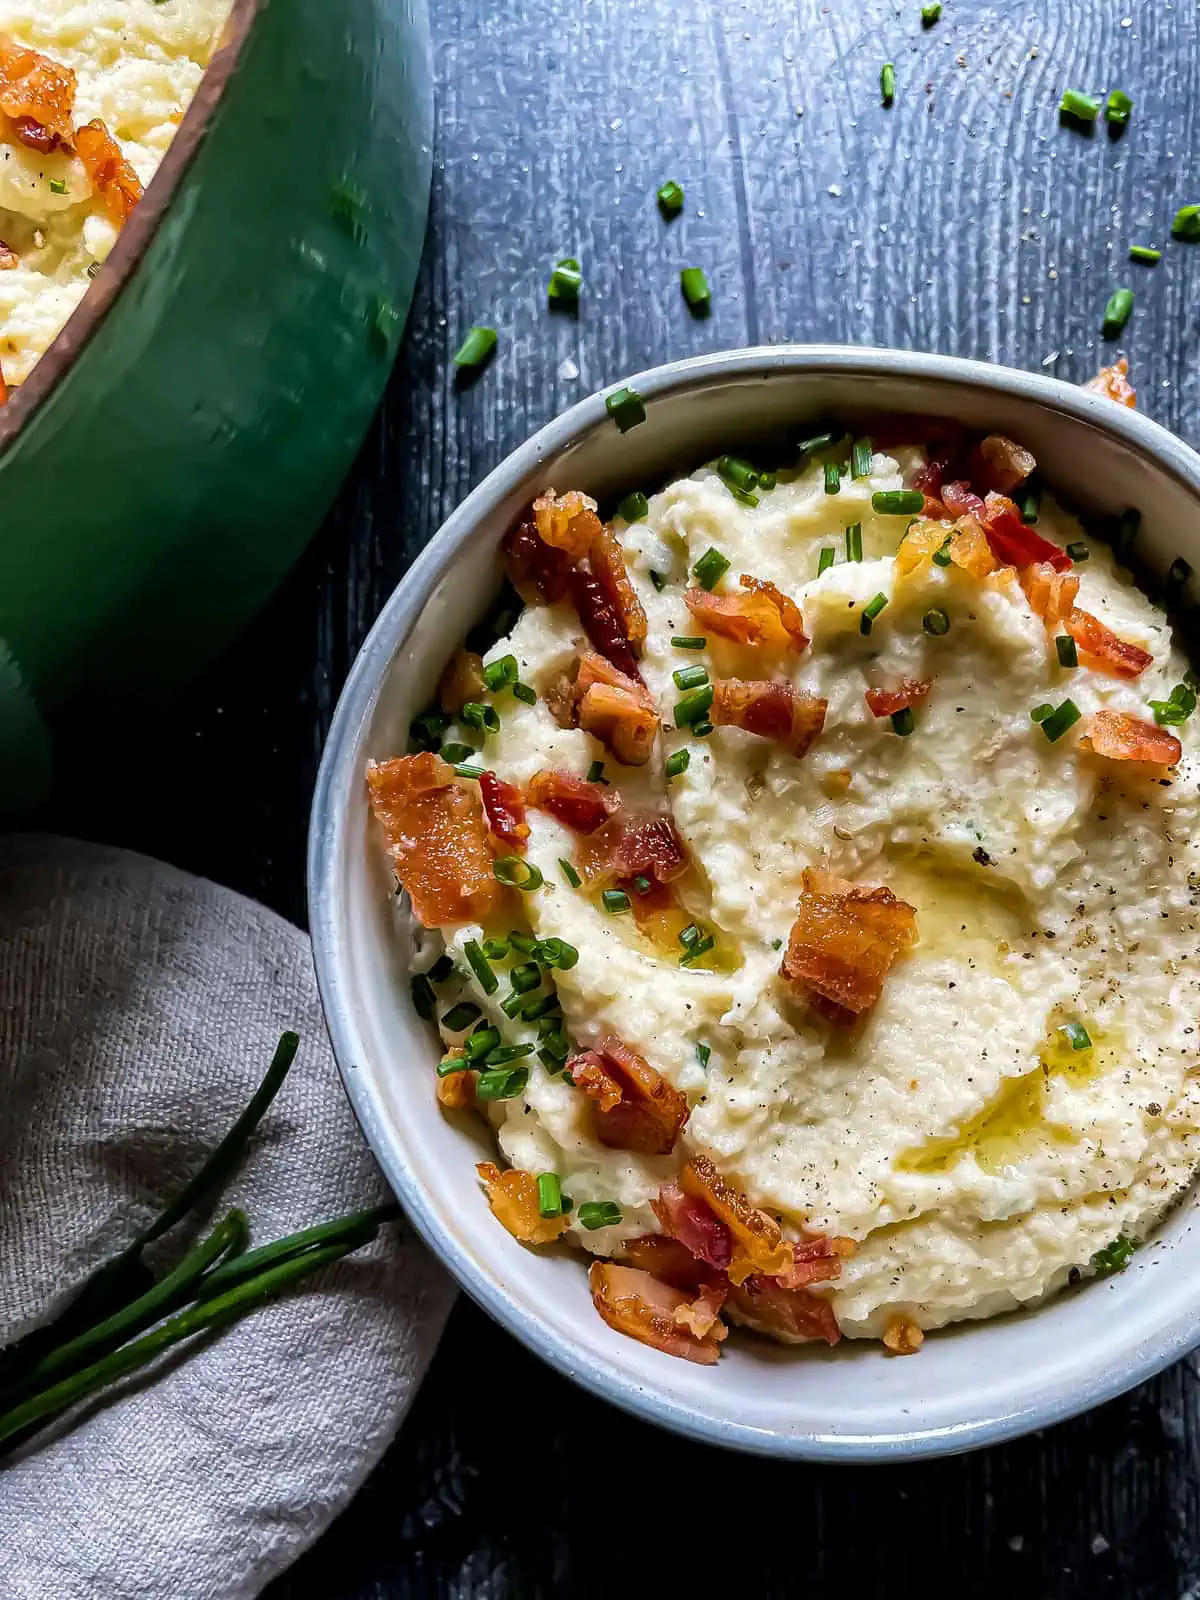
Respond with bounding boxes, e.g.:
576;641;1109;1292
0;834;454;1599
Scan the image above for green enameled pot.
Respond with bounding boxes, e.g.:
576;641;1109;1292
0;0;433;812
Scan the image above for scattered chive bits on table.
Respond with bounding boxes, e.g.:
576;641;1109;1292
453;325;497;371
680;266;712;314
547;256;582;307
656;179;684;218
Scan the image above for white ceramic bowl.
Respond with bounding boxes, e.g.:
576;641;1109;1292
309;346;1200;1460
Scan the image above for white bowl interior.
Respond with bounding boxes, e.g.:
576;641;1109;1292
312;350;1200;1459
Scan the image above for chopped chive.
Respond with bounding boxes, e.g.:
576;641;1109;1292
1017;482;1042;523
535;936;579;969
932;535;954;568
586;759;607;784
439;741;476;764
726;483;759;508
438;1052;469;1076
680;266;712;313
578;1201;622;1230
716;455;761;494
678;923;701;949
538;1029;570;1064
411;974;436;1020
672;635;707;650
482;654;519;691
1059;89;1100;124
799;429;837;458
675;684;715;727
693;547;731;590
454;326;498;369
649;570;668;592
475;1067;530;1101
923;607;950;636
49;176;67;195
441;1001;481;1032
1172;205;1200;242
1030;703;1054;724
665;748;690;779
509;932;538;954
606;386;646;432
1060;1021;1092;1051
493;856;544;891
453;763;485;780
602;888;631;914
484;1043;534;1067
860;592;889;635
537;1173;563;1218
880;63;896;106
512;682;537;705
509;961;541;994
1066;540;1090;561
1129;244;1161;265
1104;89;1133;127
817;546;836;576
850;437;873;479
429;954;455;984
656;179;684;218
463;939;499;995
410;708;451;749
1149;681;1197;725
871;489;924;515
692;720;714;737
631;874;653;895
1092;1234;1136;1274
1101;287;1134;339
697;1041;711;1067
845;523;864;562
890;707;916;737
548;256;582;306
680;935;716;966
759;471;777;491
673;664;709;690
921;2;941;22
521;993;560;1022
465;1027;502;1063
461;701;501;733
824;462;841;495
618;491;649;522
559;857;582;888
1038;698;1082;743
1056;634;1079;668
499;990;524;1018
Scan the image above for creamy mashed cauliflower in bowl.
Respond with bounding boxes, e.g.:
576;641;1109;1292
310;346;1200;1459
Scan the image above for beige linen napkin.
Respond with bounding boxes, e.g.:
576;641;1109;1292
0;834;454;1599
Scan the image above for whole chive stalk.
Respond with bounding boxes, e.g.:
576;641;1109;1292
197;1204;399;1303
1102;287;1134;339
454;326;497;369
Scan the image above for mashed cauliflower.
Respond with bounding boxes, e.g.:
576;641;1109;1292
390;434;1200;1350
0;0;232;386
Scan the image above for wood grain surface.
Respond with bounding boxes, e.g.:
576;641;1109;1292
38;0;1200;1594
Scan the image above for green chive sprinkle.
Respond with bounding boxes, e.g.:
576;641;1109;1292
476;1067;530;1101
1149;681;1197;726
509;932;537;954
697;1042;711;1067
537;1173;563;1218
631;874;652;896
522;993;560;1022
665;748;690;779
411;974;436;1020
411;708;451;748
693;547;731;590
824;462;841;495
656;179;684;218
1104;89;1133;127
851;437;873;479
438;1053;466;1077
1059;89;1100;124
462;939;498;995
817;546;836;576
512;682;537;705
439;741;475;764
481;937;510;960
454;326;497;369
680;266;712;313
1018;482;1042;523
510;961;541;994
1092;1234;1136;1274
799;429;837;458
672;635;707;651
1038;698;1082;743
759;471;777;491
559;858;582;888
860;592;889;635
49;177;67;195
1172;205;1200;242
845;523;864;562
1129;244;1161;265
606;387;646;433
679;924;701;949
536;936;579;970
693;719;714;737
548;256;582;306
461;701;501;734
1113;508;1140;562
649;570;668;592
673;664;709;691
716;454;761;494
880;63;896;106
921;2;941;23
429;954;455;984
499;991;524;1019
675;684;715;727
586;759;606;784
493;856;544;891
923;607;950;636
484;1043;534;1068
453;764;485;780
1030;703;1054;724
871;489;924;515
1060;1021;1092;1051
932;535;953;568
1056;634;1079;668
441;1001;481;1032
578;1201;622;1230
618;491;649;523
465;1027;502;1063
890;707;915;737
1066;540;1089;561
1101;287;1134;339
680;935;716;966
602;888;631;914
482;654;519;691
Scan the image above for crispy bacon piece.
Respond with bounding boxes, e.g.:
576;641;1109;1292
894;521;947;577
589;1262;728;1363
437;648;486;714
1020;562;1081;629
974;435;1037;495
436;1067;477;1109
503;514;573;603
865;679;931;718
366;753;503;926
479;770;529;851
1084;710;1181;766
1064;608;1153;679
673;1281;729;1340
11;114;58;152
74;119;143;225
622;1233;714;1288
651;1183;734;1271
912;457;949;498
710;679;827;757
0;239;16;270
589;524;648;652
568;562;641;678
776;1234;856;1289
532;488;603;559
527;767;618;833
941;480;985;520
883;1314;924;1355
979;492;1072;572
680;1155;791;1286
571;1035;689;1155
684;577;808;652
477;1163;568;1246
0;35;76;146
576;807;689;886
578;676;658;765
726;1274;841;1345
1085;356;1137;409
948;516;998;578
780;868;918;1018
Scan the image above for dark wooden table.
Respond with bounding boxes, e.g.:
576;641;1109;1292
43;0;1200;1593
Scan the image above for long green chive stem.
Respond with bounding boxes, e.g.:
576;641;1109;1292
1101;287;1134;338
196;1205;399;1302
454;327;498;369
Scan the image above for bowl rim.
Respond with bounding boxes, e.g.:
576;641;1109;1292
0;0;261;454
309;343;1200;1460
